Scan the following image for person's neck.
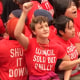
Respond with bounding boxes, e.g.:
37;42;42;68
58;35;69;41
62;37;69;41
37;37;49;44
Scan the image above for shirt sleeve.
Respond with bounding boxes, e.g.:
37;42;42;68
56;44;66;59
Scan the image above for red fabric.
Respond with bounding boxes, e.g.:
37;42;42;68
29;71;60;80
0;1;3;15
41;0;54;16
48;25;57;39
53;36;79;76
70;9;80;76
25;38;66;76
0;19;5;34
0;38;27;80
54;36;78;60
24;25;32;38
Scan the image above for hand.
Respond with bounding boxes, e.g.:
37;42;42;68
23;2;33;14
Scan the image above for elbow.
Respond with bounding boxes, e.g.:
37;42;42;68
58;63;64;70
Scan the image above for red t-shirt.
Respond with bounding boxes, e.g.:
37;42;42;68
25;38;66;76
53;36;79;76
48;25;57;39
0;38;27;80
41;0;54;16
24;25;32;38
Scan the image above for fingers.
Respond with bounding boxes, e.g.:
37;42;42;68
23;2;33;9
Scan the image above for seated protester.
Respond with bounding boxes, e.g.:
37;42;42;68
53;15;80;80
0;18;28;80
14;2;73;80
51;0;80;79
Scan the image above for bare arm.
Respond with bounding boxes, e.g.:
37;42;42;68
58;55;72;80
55;54;72;80
57;54;80;80
14;2;33;49
59;58;80;70
64;69;72;80
58;54;70;70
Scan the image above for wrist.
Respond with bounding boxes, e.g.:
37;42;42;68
22;12;27;18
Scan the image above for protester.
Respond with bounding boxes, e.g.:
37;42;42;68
33;9;56;38
52;0;80;80
0;18;28;80
14;2;71;80
53;15;79;80
13;0;54;35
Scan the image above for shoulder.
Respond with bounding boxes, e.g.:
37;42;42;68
28;38;37;46
50;39;64;49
